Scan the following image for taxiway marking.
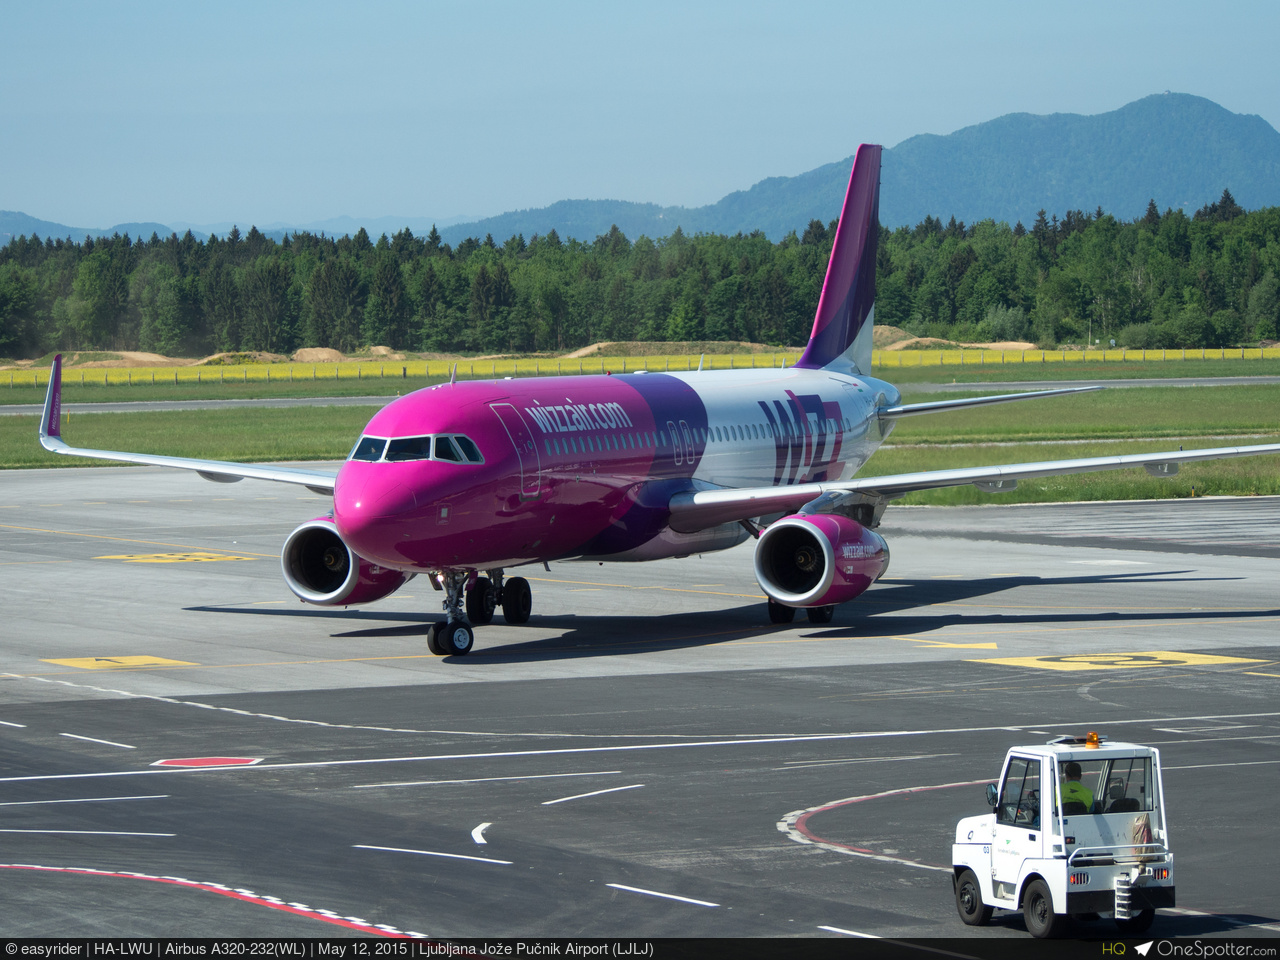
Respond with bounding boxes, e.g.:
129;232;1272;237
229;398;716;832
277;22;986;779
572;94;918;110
353;770;622;789
542;784;645;805
974;651;1265;671
43;656;198;671
59;733;136;749
0;521;278;558
94;552;255;563
4;711;1278;785
0;795;168;807
606;884;718;908
471;823;491;844
354;845;512;865
0;864;422;938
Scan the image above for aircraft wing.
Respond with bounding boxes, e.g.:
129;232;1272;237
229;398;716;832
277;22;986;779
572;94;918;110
877;384;1102;418
667;440;1280;533
37;355;337;495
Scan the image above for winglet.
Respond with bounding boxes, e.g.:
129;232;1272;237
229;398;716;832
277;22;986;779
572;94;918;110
795;144;882;374
38;354;63;447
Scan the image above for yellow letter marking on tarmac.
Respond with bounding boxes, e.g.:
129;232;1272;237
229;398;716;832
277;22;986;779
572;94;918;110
94;553;255;563
971;651;1265;671
42;656;199;670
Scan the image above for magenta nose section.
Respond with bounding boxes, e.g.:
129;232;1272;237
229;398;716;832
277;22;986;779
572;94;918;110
333;462;418;566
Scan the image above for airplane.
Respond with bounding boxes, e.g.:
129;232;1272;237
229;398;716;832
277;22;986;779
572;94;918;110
37;144;1280;658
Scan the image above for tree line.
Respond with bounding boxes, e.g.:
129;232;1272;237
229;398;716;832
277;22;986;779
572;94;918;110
2;190;1279;360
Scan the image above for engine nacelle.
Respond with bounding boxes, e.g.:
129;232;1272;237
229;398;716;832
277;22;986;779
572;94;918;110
754;513;889;608
281;518;414;606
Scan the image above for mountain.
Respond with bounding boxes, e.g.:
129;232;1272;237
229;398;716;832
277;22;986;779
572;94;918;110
439;93;1280;242
7;94;1280;248
0;211;201;245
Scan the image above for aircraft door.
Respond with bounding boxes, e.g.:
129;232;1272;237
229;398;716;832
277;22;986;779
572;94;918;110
490;403;542;500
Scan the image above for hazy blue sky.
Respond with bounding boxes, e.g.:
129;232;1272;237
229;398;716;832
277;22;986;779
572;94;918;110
5;1;1278;229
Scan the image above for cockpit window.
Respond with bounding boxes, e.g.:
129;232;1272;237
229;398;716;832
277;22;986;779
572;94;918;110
349;436;387;462
385;436;432;462
454;435;483;463
434;436;463;462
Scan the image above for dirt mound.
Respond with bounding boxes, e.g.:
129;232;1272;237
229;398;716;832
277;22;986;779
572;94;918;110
887;337;1037;351
196;351;290;365
292;348;345;363
367;345;406;358
80;351;191;368
563;341;785;359
872;325;914;348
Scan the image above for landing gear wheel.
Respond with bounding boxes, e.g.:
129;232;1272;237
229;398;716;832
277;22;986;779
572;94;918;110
1115;909;1155;934
427;621;447;656
806;604;835;624
438;620;475;656
1023;878;1066;939
502;576;532;624
467;577;496;626
768;599;795;624
954;869;992;926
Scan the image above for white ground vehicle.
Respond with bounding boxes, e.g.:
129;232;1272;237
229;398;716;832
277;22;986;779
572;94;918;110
952;733;1175;938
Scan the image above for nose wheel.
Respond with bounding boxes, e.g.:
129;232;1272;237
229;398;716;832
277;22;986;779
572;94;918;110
430;569;535;657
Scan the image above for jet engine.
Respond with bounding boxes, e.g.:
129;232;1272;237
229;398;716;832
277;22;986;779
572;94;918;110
753;513;889;608
281;518;414;606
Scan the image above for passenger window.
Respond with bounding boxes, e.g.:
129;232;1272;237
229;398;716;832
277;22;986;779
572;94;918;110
385;436;432;462
454;435;484;463
349;436;387;462
434;436;462;462
1102;758;1153;813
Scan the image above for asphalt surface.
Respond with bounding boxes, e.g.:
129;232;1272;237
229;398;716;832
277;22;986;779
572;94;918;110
2;467;1279;940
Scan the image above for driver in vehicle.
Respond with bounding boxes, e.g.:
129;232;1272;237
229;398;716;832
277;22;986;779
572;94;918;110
1060;761;1095;812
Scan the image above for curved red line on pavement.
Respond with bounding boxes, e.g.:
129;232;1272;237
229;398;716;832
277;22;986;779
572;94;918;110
0;864;412;937
793;779;987;866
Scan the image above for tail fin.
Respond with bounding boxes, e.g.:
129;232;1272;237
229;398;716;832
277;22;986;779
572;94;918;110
795;143;881;374
39;353;63;446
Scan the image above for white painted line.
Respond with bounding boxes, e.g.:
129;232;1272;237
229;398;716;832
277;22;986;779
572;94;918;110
0;795;168;807
816;931;980;959
0;720;26;728
354;770;621;789
60;733;136;749
1164;759;1280;771
818;926;879;938
0;829;174;836
606;883;718;907
1165;907;1280;934
353;844;511;865
543;784;644;806
471;823;491;844
781;753;955;770
6;710;1280;785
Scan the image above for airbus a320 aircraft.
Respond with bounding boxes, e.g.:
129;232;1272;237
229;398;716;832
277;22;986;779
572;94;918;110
38;144;1280;657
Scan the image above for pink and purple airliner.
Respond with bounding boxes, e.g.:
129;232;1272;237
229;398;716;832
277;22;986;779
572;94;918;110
38;145;1280;656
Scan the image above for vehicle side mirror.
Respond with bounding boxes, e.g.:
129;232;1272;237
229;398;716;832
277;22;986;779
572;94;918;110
985;783;998;807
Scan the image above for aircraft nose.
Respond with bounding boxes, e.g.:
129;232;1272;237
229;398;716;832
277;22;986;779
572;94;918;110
333;465;419;564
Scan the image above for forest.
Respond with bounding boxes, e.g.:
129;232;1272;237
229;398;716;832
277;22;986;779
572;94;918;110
2;192;1279;360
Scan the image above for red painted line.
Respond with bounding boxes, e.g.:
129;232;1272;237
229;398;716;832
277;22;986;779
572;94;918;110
0;864;413;937
793;779;988;865
151;757;263;767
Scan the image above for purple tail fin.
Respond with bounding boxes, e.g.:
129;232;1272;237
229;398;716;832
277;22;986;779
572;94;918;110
795;144;881;373
40;354;63;442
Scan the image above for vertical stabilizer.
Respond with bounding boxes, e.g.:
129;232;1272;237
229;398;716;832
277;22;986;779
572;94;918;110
795;144;881;374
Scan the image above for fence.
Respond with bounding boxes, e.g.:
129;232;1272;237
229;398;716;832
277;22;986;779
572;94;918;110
5;345;1280;388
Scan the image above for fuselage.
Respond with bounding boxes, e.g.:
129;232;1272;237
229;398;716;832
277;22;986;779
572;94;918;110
334;367;902;573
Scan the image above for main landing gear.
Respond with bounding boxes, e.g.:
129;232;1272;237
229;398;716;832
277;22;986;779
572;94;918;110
427;568;533;657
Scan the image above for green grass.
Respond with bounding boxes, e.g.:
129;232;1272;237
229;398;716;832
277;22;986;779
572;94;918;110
880;357;1280;384
867;438;1280;505
3;406;371;469
891;385;1280;443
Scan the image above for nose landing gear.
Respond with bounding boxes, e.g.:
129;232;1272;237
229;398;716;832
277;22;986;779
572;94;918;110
428;568;535;657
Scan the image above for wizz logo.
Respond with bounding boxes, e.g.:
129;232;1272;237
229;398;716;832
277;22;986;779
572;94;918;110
758;391;844;486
